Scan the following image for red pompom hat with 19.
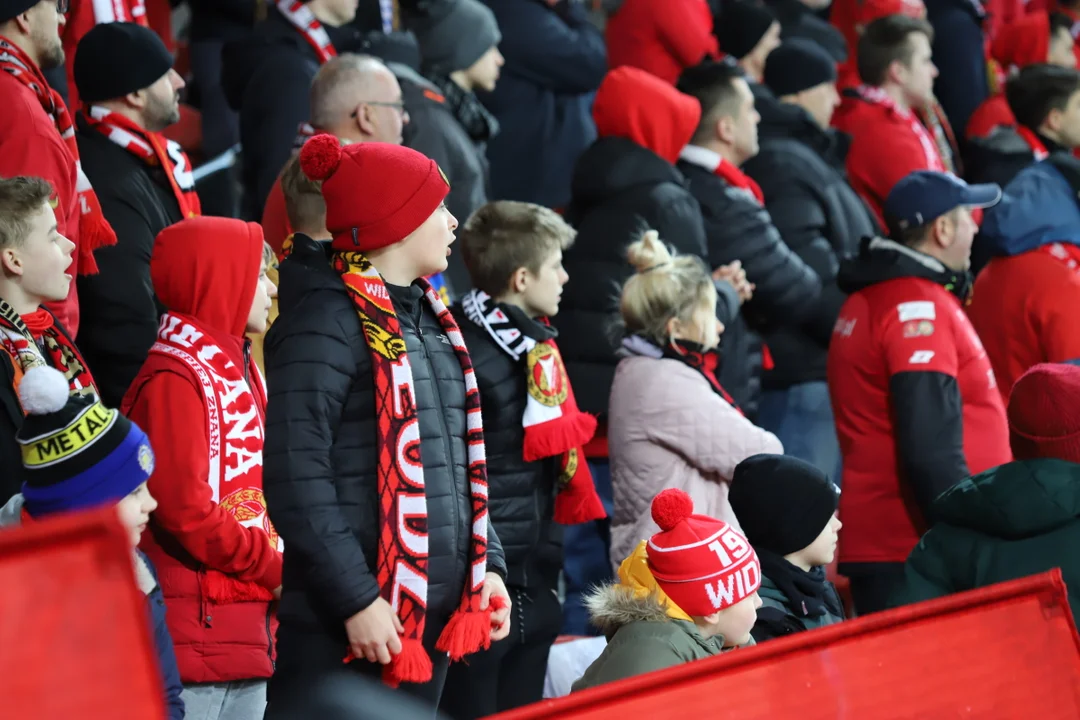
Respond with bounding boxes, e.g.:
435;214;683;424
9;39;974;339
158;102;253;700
645;488;761;616
298;134;450;253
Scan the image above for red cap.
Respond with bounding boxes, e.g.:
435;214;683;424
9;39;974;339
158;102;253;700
1009;363;1080;464
646;489;761;617
855;0;926;25
991;11;1050;70
299;134;450;253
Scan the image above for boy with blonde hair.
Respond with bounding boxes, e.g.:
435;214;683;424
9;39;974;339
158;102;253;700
443;200;605;718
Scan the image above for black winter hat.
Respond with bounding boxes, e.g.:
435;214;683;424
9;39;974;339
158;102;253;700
716;1;777;60
74;22;174;104
764;38;838;97
728;454;839;556
0;0;37;23
409;0;500;75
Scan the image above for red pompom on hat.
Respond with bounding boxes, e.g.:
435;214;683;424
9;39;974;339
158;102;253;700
646;489;761;617
298;134;450;253
1008;363;1080;464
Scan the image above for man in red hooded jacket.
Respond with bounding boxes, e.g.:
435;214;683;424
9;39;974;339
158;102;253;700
123;217;282;719
0;0;117;336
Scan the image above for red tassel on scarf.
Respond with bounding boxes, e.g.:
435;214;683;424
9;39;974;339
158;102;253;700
381;639;433;688
436;594;508;661
202;570;275;604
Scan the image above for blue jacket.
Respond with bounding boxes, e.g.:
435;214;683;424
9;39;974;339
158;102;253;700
140;550;186;720
980;161;1080;257
925;0;988;138
477;0;607;209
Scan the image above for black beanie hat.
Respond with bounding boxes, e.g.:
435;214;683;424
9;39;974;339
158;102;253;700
764;38;839;97
716;1;777;60
74;22;174;104
728;454;839;556
410;0;501;76
0;0;37;23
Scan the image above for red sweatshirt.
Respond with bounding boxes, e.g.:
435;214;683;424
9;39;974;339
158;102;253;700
124;217;282;684
606;0;719;85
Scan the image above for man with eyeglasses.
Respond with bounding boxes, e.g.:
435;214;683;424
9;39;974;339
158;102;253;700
261;53;410;257
0;0;118;338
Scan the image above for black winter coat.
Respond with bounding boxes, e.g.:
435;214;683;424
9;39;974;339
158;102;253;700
742;92;878;389
476;0;607;209
555;137;709;419
454;304;562;590
263;236;506;664
222;6;365;219
764;0;847;62
74;119;181;408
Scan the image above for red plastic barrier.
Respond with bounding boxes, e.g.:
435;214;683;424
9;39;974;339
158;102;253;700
0;507;166;719
495;570;1080;719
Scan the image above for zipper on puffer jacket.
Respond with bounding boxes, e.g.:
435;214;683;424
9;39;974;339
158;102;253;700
265;607;275;670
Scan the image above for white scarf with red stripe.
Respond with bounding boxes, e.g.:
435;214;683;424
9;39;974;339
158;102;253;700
277;0;337;64
855;85;946;173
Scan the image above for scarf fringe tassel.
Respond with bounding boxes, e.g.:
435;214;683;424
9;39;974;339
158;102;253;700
435;594;507;661
202;569;275;605
382;639;433;688
554;476;608;525
523;411;596;462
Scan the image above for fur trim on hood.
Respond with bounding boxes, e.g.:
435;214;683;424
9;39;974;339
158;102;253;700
586;584;675;635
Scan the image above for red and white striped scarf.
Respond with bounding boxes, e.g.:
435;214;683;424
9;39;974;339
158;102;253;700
83;105;202;219
134;312;281;603
334;251;500;687
277;0;337;64
0;36;117;275
90;0;146;23
855;85;946;173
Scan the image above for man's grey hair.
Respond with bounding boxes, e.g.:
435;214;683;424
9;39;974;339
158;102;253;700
309;53;393;130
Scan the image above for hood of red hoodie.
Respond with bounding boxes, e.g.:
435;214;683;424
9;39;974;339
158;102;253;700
151;217;265;338
592;66;702;165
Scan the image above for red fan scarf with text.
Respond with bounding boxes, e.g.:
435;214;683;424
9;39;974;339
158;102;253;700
854;85;946;172
83;106;202;218
0;300;97;404
461;290;606;525
333;252;499;687
144;313;280;602
0;37;117;275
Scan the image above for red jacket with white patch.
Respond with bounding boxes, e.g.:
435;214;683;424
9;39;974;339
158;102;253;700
123;217;282;683
827;238;1011;564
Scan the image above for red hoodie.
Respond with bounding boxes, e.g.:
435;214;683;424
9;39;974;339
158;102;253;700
606;0;719;86
123;217;282;684
592;66;702;164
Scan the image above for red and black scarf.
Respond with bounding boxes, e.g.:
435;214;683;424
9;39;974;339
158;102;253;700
83;106;202;219
715;158;765;206
1017;125;1051;161
0;37;117;275
0;298;97;403
334;252;500;686
662;339;743;416
461;290;605;525
277;0;337;64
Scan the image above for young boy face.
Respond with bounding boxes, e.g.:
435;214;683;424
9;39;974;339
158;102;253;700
117;482;158;548
2;200;75;304
798;513;842;568
715;591;762;647
401;203;459;280
245;264;277;335
519;249;569;319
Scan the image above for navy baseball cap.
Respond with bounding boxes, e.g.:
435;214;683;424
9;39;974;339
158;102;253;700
884;171;1002;232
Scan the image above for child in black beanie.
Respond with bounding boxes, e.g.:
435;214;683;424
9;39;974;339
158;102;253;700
729;454;845;641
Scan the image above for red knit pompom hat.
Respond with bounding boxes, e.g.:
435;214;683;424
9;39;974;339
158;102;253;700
1008;363;1080;463
646;489;761;617
298;134;450;252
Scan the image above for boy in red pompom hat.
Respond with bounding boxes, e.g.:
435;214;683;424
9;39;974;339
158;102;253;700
439;201;605;717
262;134;510;712
571;488;762;692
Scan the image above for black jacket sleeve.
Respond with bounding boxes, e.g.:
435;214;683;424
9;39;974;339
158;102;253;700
75;195;160;407
926;0;988;138
263;307;382;621
493;0;607;96
657;193;709;259
890;371;970;523
705;191;822;329
486;523;507;579
714;277;741;327
0;352;22;504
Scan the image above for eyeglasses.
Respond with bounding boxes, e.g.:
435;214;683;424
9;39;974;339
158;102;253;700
56;0;69;13
350;101;408;118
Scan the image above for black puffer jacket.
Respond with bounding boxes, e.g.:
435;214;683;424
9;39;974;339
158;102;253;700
222;6;365;219
263;236;505;658
74;118;181;407
454;304;562;590
764;0;848;62
742;90;878;389
555;137;709;418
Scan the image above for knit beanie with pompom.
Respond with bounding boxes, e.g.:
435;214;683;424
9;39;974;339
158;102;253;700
646;488;761;616
1008;363;1080;463
298;134;450;253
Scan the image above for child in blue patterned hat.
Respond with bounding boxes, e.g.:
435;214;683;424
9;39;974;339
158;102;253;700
0;365;185;720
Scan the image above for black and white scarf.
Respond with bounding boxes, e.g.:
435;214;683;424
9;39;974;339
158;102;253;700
429;74;499;143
